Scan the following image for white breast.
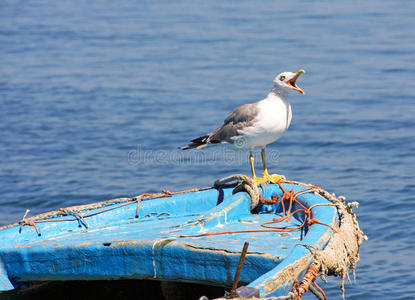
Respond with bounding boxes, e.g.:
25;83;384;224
237;95;292;149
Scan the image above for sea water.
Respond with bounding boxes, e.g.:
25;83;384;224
1;1;414;298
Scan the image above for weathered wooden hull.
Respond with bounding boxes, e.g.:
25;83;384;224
0;182;338;298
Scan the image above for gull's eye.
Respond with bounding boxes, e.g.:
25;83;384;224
279;75;286;81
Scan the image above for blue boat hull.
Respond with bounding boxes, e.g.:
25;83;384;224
0;182;338;298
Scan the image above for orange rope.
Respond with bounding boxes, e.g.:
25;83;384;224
309;218;339;233
291;264;328;300
312;280;327;300
298;264;319;293
178;228;308;238
19;220;41;236
180;182;337;238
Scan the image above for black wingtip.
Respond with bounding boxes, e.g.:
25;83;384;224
181;135;209;150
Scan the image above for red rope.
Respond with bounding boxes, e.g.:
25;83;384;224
312;280;327;300
180;181;337;238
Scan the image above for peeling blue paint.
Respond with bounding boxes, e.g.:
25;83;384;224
0;183;338;297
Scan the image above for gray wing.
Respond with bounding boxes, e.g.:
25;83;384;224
208;103;259;144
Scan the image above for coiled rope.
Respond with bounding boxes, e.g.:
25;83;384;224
214;174;260;210
179;175;338;239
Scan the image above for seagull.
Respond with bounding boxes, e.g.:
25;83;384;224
182;69;305;185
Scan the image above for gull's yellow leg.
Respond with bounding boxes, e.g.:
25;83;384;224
261;148;285;183
250;151;267;185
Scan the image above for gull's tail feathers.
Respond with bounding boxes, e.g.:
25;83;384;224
181;135;212;150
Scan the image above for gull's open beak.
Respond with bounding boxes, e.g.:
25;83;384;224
287;69;305;94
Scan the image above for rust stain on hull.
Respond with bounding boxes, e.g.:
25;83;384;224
259;256;311;294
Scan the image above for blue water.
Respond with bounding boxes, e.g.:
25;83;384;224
1;1;414;298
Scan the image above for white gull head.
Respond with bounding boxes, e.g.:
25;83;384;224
272;69;305;96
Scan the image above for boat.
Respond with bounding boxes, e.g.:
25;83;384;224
0;177;364;299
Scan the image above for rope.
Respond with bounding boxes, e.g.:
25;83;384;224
214;174;259;210
311;281;327;300
0;175;364;300
258;182;337;233
19;220;41;236
3;187;213;233
179;178;337;239
296;264;319;296
60;209;89;229
290;263;327;300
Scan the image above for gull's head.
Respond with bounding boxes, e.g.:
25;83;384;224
273;69;305;94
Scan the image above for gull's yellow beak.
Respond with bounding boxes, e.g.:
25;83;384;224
287;69;305;94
